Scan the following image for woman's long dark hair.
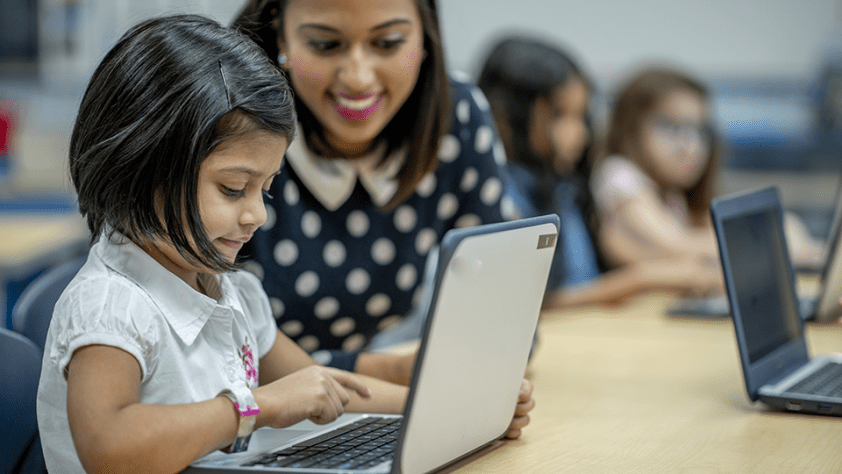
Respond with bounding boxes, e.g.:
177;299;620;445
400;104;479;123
232;0;450;210
70;14;296;272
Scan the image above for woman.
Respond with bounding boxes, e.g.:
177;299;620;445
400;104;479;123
232;0;532;438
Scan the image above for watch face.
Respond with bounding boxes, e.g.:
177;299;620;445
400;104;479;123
227;433;253;453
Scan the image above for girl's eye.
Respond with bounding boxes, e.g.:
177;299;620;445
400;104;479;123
222;186;245;198
308;40;341;52
262;189;274;200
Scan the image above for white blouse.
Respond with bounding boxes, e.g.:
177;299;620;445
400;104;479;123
36;232;277;473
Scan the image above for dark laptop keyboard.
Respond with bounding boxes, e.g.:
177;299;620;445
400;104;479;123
787;362;842;398
244;416;401;470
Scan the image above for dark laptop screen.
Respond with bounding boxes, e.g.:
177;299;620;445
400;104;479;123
721;207;802;363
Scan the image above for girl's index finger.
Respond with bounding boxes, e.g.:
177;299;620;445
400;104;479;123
327;368;372;399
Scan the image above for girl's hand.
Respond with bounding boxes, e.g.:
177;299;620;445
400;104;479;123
504;379;535;439
254;365;371;429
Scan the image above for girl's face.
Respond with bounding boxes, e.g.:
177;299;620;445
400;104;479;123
639;88;711;190
529;77;590;174
146;130;287;287
279;0;426;156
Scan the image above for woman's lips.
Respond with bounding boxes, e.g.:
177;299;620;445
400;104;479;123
331;93;383;121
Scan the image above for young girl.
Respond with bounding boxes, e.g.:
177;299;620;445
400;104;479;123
592;66;824;272
478;38;724;308
36;15;410;474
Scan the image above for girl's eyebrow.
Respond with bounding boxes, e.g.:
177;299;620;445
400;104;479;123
219;166;283;177
298;18;412;34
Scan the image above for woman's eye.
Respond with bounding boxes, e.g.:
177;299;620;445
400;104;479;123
262;189;274;200
308;40;341;52
222;186;245;198
374;37;405;50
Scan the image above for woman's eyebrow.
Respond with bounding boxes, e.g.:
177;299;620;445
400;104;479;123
298;18;412;33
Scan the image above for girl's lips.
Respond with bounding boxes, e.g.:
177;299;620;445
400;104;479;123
219;238;247;249
331;94;383;121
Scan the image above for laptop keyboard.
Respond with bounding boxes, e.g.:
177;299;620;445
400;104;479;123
243;416;401;470
787;362;842;398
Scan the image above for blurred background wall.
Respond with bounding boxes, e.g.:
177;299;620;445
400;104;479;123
2;0;842;214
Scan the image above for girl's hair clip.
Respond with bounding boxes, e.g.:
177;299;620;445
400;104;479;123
218;59;232;110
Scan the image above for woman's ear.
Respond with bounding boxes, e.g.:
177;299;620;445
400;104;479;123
276;39;289;69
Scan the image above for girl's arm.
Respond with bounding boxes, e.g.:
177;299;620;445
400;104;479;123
600;193;718;266
67;344;240;474
543;256;724;309
258;329;408;415
67;341;372;474
259;329;535;439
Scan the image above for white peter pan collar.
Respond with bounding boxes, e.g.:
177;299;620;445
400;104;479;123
284;124;405;211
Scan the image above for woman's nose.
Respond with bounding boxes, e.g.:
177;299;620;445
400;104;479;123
337;45;376;90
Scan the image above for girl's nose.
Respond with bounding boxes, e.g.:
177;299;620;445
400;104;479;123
241;193;267;229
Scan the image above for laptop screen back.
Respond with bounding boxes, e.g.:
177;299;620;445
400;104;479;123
712;187;810;400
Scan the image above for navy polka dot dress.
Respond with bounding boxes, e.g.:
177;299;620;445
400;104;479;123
243;79;508;370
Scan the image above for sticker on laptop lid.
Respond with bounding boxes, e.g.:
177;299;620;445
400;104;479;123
537;233;557;249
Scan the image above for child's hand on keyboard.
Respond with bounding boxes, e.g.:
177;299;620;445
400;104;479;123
254;366;371;429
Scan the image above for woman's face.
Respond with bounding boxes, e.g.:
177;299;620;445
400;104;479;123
639;88;711;190
280;0;426;156
529;77;591;174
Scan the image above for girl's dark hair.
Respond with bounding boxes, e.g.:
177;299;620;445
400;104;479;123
232;0;450;210
70;14;296;272
477;35;606;269
605;66;720;224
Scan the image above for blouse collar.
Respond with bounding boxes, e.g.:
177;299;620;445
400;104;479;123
284;124;405;211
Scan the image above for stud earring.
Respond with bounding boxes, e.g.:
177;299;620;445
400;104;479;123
277;53;287;66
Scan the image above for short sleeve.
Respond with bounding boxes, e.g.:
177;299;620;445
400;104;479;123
48;276;159;382
591;156;651;214
230;270;278;359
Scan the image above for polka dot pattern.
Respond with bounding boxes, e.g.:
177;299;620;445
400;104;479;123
245;79;506;365
346;268;371;295
323;240;347;267
371;238;396;265
301;211;321;238
394;206;417;233
273;240;298;266
347;210;369;237
262;205;277;231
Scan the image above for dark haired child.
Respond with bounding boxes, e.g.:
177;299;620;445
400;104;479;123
36;14;412;474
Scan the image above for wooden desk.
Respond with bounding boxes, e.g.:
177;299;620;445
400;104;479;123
450;293;842;473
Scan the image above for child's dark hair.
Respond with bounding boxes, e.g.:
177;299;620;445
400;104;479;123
70;14;296;272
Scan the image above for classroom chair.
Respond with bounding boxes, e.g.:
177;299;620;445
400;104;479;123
0;327;46;474
12;255;85;351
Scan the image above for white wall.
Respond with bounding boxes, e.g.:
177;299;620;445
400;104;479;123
438;0;842;85
42;0;842;87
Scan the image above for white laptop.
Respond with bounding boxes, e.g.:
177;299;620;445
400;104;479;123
184;214;559;473
711;186;842;416
667;182;842;323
